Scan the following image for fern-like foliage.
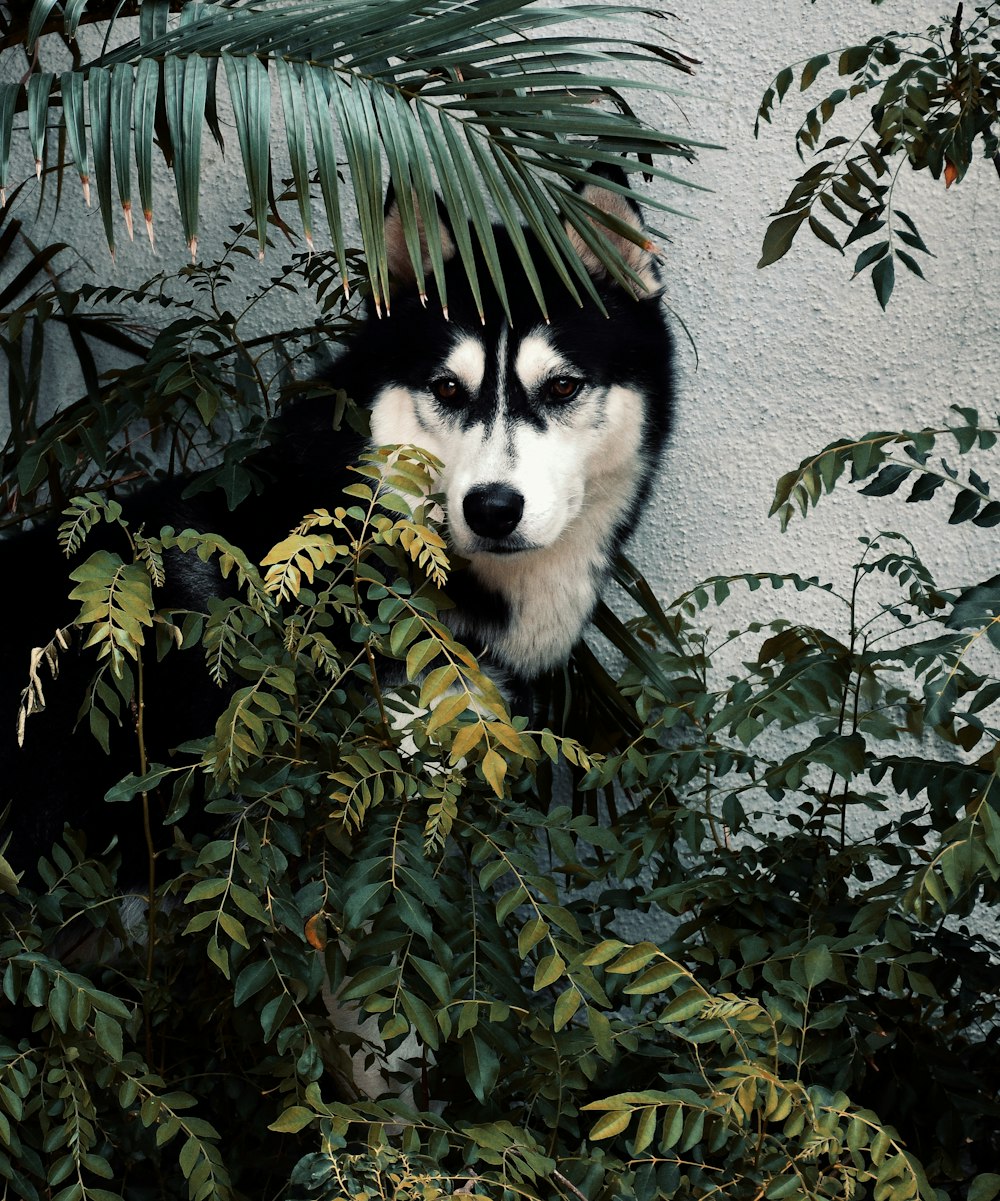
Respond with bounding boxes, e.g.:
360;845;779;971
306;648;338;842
6;425;1000;1197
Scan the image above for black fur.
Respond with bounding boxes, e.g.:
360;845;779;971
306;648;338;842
0;416;366;875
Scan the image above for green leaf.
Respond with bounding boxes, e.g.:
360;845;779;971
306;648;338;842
330;69;385;309
268;1105;315;1134
553;986;582;1032
0;83;17;204
222;51;271;257
406;637;440;680
109;63;134;239
624;961;684;995
26;71;54;177
275;58;314;251
89;66;115;255
93;1010;124;1062
854;241;889;273
969;1175;1000;1201
589;1110;632;1140
61;70;90;202
872;254;895;309
400;990;440;1050
164;54;208;255
775;66;794;100
758;209;808;268
808;214;842;253
802;944;834;988
462;1033;499;1105
660;987;706;1023
28;0;62;51
229;883;267;924
800;53;830;90
859;463;910;496
533;952;566;991
302;63;349;289
134;58;158;244
766;1176;800;1200
583;939;627;966
234;959;275;1007
839;45;872;74
895;247;925;279
606;943;660;974
481;747;508;797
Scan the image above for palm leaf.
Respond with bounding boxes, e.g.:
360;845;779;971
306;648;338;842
222;51;271;258
26;71;54;180
59;69;90;205
7;0;710;301
302;62;349;292
275;56;314;252
0;82;16;205
133;57;157;245
163;52;208;257
88;66;115;255
26;0;61;51
110;63;134;240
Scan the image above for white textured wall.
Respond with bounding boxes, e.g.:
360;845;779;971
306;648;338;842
639;0;998;630
4;1;998;622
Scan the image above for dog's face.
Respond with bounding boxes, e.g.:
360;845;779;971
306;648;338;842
365;183;672;562
370;321;650;557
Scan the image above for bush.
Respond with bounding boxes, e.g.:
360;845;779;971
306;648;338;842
5;376;1000;1198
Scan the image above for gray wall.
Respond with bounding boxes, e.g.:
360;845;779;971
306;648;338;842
643;0;998;633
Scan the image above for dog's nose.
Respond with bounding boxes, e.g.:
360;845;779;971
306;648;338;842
463;483;524;539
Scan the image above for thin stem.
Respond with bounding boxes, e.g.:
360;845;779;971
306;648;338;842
134;651;158;1065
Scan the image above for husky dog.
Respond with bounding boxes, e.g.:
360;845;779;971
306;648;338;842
342;181;674;688
0;175;673;872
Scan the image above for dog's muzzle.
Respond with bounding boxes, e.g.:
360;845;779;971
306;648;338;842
463;483;524;540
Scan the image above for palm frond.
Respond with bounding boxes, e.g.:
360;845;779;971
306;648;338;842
5;0;710;310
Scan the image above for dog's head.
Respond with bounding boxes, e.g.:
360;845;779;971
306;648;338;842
364;176;673;560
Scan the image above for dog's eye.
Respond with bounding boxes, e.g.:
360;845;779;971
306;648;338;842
546;376;582;402
431;377;462;404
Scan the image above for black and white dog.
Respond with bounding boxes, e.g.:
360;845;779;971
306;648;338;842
0;176;674;874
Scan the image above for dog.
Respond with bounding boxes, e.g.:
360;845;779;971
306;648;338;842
0;174;674;879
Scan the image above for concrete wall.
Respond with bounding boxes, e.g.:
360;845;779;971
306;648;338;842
4;0;998;626
638;0;999;636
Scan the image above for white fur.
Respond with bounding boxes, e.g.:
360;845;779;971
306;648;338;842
371;320;647;674
514;332;571;392
466;385;645;670
445;336;486;394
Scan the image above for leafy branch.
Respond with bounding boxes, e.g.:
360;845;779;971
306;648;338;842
756;3;1000;304
770;405;1000;530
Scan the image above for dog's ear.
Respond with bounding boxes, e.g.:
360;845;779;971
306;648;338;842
565;170;660;294
384;187;458;286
